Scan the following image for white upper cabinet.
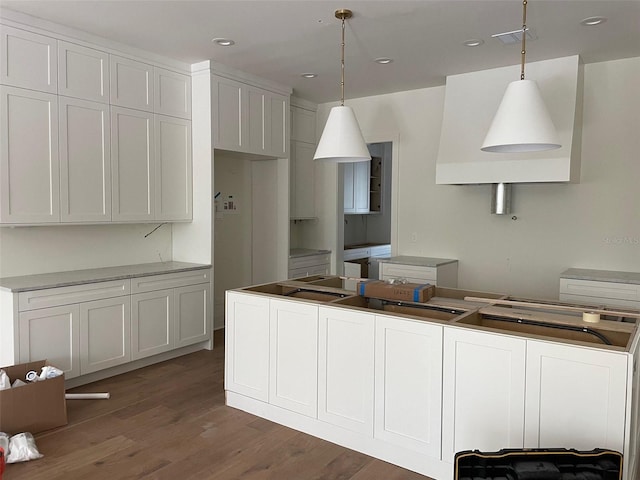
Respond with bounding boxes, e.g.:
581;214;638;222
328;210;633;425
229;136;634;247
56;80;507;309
290;100;317;219
436;55;582;184
154;67;191;119
111;106;155;221
344;161;370;214
0;26;57;93
212;73;289;157
58;41;109;103
154;114;192;221
268;93;288;157
59;96;111;222
291;105;316;144
110;55;154;112
0;86;60;224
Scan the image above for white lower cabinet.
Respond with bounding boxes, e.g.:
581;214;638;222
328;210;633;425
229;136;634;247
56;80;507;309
19;304;81;379
79;296;131;374
9;267;211;384
269;299;318;417
442;327;526;462
524;340;628;453
318;306;375;435
374;315;442;457
225;291;270;402
175;283;210;347
131;289;173;360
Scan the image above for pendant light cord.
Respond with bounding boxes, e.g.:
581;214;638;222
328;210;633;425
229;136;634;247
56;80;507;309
340;15;346;106
520;0;527;80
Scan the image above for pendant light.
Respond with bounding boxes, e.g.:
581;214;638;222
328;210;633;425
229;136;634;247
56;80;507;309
481;0;561;153
314;9;371;163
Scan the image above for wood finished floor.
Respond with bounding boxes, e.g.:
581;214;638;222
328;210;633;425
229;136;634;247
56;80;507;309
6;331;432;480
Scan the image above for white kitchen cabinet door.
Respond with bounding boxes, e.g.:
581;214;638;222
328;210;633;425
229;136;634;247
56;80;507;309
212;76;244;152
442;327;526;462
225;291;270;401
318;306;375;435
524;340;628;453
153;67;191;119
343;161;370;214
290;141;316;219
1;26;57;93
59;97;111;222
375;315;443;458
291;105;316;144
19;304;80;379
174;282;211;348
131;289;174;360
246;86;265;153
155;114;192;221
269;299;318;417
110;55;153;112
268;93;288;157
58;41;109;103
79;296;131;375
0;86;60;224
111;106;155;221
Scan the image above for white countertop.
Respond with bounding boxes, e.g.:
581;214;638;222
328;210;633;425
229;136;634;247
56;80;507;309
377;256;458;267
560;268;640;285
289;248;331;258
0;261;211;293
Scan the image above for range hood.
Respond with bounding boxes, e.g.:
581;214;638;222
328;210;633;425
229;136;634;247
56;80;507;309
435;55;584;185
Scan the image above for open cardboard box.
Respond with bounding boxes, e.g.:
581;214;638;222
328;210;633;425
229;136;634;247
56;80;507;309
0;360;67;435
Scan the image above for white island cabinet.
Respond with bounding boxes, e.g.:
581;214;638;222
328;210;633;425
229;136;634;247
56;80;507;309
375;315;442;458
318;306;375;435
224;281;640;480
442;327;526;462
0;263;212;387
269;299;318;417
225;291;270;402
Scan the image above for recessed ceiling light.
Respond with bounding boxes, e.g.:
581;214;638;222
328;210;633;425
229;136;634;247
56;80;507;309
301;73;317;79
374;57;393;64
580;16;607;26
463;39;484;47
212;38;235;46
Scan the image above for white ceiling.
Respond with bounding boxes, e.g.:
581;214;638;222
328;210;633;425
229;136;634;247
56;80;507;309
2;0;639;103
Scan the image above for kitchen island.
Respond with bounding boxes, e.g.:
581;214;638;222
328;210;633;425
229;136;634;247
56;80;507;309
225;276;640;480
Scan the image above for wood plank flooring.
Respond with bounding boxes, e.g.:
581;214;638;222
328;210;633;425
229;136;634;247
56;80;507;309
6;331;432;479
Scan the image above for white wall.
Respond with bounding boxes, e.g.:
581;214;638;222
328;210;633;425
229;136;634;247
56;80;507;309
309;57;640;300
0;224;172;277
213;153;252;329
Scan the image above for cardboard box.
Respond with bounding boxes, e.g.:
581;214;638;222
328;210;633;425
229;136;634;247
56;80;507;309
358;280;435;303
0;360;67;435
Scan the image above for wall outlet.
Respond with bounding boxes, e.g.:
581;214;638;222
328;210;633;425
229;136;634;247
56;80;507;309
411;232;418;242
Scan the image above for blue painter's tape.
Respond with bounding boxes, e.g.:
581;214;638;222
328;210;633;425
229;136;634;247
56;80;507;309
413;284;432;302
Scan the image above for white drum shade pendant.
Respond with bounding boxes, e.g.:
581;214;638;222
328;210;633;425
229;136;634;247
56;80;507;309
314;9;370;163
481;0;561;153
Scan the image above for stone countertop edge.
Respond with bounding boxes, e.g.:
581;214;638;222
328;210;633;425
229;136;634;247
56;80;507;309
560;268;640;285
289;248;331;258
0;261;212;293
377;255;458;267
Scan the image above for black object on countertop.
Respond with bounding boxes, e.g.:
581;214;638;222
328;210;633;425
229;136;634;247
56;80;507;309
454;448;622;480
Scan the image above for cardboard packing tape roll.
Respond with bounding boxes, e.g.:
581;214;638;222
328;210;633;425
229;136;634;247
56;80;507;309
582;311;601;323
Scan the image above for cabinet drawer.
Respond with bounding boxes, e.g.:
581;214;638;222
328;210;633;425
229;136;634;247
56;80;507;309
380;263;436;282
559;278;640;303
343;248;371;261
19;280;130;311
370;245;391;258
130;269;210;293
289;254;331;270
